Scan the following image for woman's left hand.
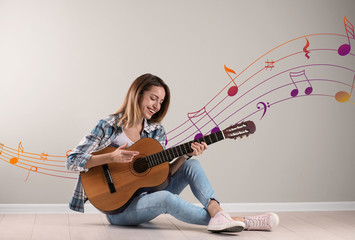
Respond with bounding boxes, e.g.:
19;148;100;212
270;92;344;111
188;142;208;156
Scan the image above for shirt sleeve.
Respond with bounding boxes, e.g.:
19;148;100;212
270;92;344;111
153;125;167;150
66;120;107;172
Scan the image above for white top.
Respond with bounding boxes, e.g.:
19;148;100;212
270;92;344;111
111;130;134;147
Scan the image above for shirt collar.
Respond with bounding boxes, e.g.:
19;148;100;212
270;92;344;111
142;118;161;134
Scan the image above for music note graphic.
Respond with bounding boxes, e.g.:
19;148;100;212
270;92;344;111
10;142;24;165
335;74;355;104
40;152;48;161
224;65;239;97
289;70;313;97
66;150;72;157
303;37;310;59
0;143;3;155
188;107;220;140
24;166;38;182
265;60;275;70
338;16;354;56
257;102;270;120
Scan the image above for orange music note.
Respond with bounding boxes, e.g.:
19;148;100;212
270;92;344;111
335;74;355;104
66;150;72;157
188;107;220;140
338;16;354;56
224;65;239;97
40;152;48;161
24;166;38;182
10;142;24;165
0;143;3;155
303;37;310;59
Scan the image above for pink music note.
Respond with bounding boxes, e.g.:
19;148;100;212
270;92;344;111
289;70;313;97
224;65;239;97
188;107;220;140
24;166;38;182
338;16;354;56
10;142;24;165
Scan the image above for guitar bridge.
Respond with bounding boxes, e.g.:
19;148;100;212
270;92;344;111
102;164;116;193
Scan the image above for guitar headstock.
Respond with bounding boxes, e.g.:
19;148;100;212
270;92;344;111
222;121;256;140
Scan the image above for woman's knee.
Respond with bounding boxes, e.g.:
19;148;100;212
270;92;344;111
155;190;178;209
182;159;203;172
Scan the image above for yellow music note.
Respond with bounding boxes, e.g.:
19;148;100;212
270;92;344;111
335;75;355;104
10;142;24;165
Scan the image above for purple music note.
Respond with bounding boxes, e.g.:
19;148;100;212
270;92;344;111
338;16;354;56
289;70;313;97
257;102;270;120
188;107;220;140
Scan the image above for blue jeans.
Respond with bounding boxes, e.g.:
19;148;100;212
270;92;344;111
106;159;217;226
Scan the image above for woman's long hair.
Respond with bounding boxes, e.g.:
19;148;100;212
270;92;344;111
113;73;170;128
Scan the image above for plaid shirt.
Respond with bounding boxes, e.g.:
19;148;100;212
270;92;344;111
66;113;167;213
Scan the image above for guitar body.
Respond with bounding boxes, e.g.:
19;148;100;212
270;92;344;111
80;138;170;215
79;120;256;215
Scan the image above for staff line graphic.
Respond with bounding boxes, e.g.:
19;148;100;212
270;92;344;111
169;78;353;148
167;63;355;146
166;36;354;139
0;156;77;180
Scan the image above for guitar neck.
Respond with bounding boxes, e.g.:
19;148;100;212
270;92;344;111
146;131;225;168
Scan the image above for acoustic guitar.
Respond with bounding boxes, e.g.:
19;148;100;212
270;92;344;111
80;120;256;215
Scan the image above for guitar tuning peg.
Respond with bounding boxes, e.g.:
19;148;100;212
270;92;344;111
234;138;238;141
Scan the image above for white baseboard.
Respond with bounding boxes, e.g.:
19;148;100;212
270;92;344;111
0;201;354;214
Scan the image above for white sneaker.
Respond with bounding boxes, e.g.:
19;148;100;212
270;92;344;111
245;213;279;231
207;211;245;233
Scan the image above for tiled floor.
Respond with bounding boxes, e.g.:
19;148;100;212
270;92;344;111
0;211;355;239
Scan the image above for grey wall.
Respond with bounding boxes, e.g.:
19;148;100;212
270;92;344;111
0;0;354;205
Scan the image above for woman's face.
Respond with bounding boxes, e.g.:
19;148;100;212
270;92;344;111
139;86;166;120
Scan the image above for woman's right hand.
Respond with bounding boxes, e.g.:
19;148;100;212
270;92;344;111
111;142;139;163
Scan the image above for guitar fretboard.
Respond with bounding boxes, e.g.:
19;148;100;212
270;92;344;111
146;131;224;168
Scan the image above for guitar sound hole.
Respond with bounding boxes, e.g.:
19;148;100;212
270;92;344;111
133;158;149;173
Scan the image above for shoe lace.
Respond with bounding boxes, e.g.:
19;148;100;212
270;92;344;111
246;215;270;229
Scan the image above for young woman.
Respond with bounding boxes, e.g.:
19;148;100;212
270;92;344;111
66;73;279;233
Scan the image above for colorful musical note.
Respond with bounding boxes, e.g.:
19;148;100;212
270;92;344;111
0;143;3;155
338;16;354;56
289;70;313;97
257;102;270;120
188;107;220;140
265;60;275;70
335;74;355;104
10;142;24;165
24;166;38;182
66;150;72;157
303;37;310;59
40;152;48;161
224;65;239;97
